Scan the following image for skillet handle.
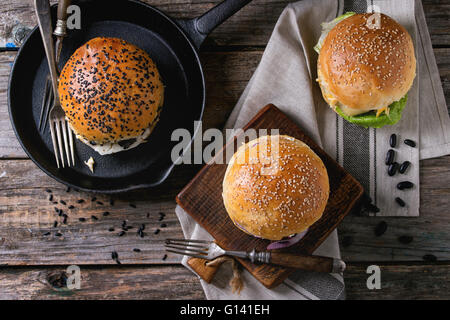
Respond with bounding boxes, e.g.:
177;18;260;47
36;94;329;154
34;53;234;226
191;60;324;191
177;0;252;49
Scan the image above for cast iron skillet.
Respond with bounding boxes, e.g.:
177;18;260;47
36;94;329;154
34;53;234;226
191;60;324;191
8;0;251;193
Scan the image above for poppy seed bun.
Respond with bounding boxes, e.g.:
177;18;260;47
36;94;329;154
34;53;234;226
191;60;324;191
317;13;416;116
58;37;164;154
222;135;329;241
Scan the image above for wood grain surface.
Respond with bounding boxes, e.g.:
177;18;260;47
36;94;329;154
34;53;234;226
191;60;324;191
0;0;448;299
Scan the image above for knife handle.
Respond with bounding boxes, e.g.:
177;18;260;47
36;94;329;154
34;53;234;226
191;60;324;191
269;252;346;273
54;0;72;37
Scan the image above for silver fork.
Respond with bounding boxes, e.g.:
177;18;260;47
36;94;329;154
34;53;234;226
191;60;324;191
165;239;346;273
38;0;71;133
35;0;75;168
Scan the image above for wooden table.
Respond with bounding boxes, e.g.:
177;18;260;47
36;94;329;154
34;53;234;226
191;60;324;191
0;0;448;300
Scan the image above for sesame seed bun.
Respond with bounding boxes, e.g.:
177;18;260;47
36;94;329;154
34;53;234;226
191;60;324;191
317;13;416;116
222;135;329;241
58;37;164;154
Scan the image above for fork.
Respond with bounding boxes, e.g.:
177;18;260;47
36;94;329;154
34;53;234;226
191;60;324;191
38;0;71;133
35;0;75;168
165;239;346;273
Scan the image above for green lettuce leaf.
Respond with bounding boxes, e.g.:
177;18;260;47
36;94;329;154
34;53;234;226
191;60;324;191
314;12;356;53
335;95;408;128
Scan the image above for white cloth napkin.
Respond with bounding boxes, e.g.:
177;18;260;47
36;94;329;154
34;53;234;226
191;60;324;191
175;0;449;299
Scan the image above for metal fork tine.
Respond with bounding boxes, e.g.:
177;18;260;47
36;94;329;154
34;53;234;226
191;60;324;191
61;119;71;165
165;238;212;244
165;242;209;249
38;78;49;132
67;122;75;166
55;120;65;168
165;249;208;260
49;120;60;168
165;243;209;252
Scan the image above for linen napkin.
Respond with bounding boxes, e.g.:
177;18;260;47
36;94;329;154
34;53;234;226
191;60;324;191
175;0;449;299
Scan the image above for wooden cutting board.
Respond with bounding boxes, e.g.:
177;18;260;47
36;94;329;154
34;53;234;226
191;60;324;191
176;104;364;288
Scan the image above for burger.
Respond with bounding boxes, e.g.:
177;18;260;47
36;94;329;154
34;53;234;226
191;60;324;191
58;37;164;155
315;13;416;128
222;135;329;241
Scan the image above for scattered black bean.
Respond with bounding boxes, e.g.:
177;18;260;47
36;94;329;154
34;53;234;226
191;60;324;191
53;221;58;228
66;187;71;192
45;189;52;193
129;203;136;208
374;221;388;237
341;236;353;248
404;139;416;147
109;199;114;206
52;201;58;204
55;232;62;237
111;251;118;260
162;254;167;261
49;195;54;202
76;199;85;204
60;200;66;205
58;209;63;217
63;215;68;224
385;149;395;165
43;232;51;236
140;224;146;231
154;229;160;235
68;205;75;209
122;221;127;228
103;211;110;216
91;215;98;220
397;181;414;190
399;161;410;174
389;134;397;148
365;202;380;213
108;227;115;232
398;235;413;244
422;254;437;262
96;201;104;205
160;223;167;228
133;248;141;253
79;218;86;222
54;207;59;213
388;162;399;176
138;229;144;238
118;231;126;237
91;197;97;202
395;197;406;207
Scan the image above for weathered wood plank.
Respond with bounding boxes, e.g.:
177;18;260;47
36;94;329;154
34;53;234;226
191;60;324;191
0;263;448;299
0;265;205;299
1;0;449;48
0;156;448;265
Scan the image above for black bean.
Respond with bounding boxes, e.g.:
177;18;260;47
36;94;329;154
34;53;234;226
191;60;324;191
58;209;63;217
79;218;86;222
133;248;141;252
160;223;167;228
138;229;144;238
60;200;66;205
111;251;118;260
162;254;167;261
389;134;397;148
365;203;380;213
91;215;98;220
388;162;399;176
91;197;97;202
397;181;414;190
55;232;62;237
140;224;146;231
118;231;126;237
395;197;406;207
146;213;150;218
129;203;136;208
66;187;71;192
122;221;127;228
68;205;75;209
96;201;104;205
43;232;51;236
422;254;437;262
53;221;58;228
49;195;53;202
109;199;115;206
46;189;52;193
77;199;85;204
63;215;68;224
374;221;387;236
341;236;353;248
399;161;410;174
154;229;160;235
385;149;395;165
398;235;413;244
54;207;59;213
103;211;110;216
404;139;416;147
108;227;115;232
